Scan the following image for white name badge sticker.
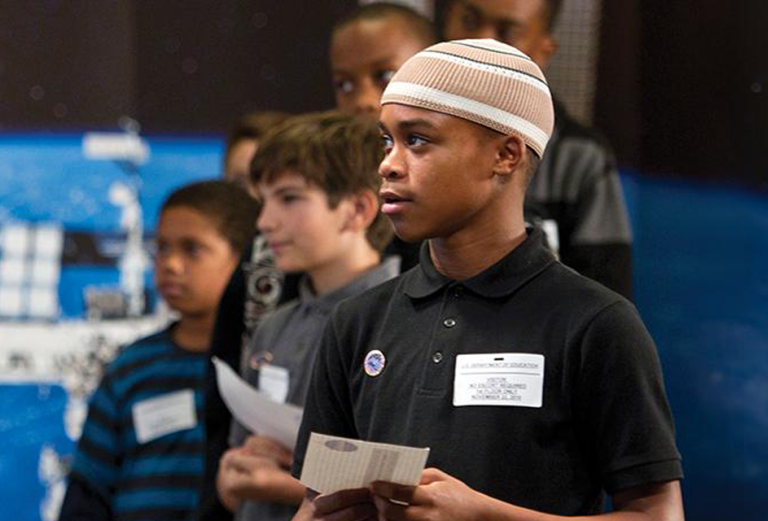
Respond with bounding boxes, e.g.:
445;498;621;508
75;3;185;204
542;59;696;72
453;353;545;408
132;389;197;444
259;364;290;404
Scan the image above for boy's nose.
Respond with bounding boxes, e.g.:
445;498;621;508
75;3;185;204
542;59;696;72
352;81;382;116
157;253;183;274
379;147;405;180
256;201;277;233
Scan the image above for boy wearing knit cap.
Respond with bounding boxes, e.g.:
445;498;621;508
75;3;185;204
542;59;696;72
290;40;683;521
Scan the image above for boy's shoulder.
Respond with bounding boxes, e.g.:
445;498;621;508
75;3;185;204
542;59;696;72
332;259;635;330
251;297;303;339
104;326;176;377
332;268;411;322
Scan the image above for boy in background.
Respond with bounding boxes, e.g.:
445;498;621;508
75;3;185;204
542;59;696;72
330;2;436;271
59;181;260;521
441;0;634;298
223;111;290;188
330;3;437;116
215;111;399;521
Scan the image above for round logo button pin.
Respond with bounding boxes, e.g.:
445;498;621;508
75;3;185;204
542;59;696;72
363;349;386;377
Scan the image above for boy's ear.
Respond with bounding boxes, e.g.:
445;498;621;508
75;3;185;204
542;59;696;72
530;35;559;70
492;134;525;181
342;189;378;233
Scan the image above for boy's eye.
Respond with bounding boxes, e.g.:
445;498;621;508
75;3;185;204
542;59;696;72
335;78;355;94
375;70;395;87
278;192;303;205
381;134;394;151
182;241;203;257
496;23;517;44
461;9;481;30
406;134;429;147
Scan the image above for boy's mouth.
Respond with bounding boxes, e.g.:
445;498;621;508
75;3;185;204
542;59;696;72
267;240;289;253
380;190;412;215
158;282;185;298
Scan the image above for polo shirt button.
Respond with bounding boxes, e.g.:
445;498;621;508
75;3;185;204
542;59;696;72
432;351;443;364
443;318;457;328
452;287;464;298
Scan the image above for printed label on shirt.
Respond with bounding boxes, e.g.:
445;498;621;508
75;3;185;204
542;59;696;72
132;389;197;443
259;364;290;404
453;353;544;408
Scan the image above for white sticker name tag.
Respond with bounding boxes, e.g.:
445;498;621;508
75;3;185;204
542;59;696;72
453;353;545;408
259;364;290;404
132;389;197;444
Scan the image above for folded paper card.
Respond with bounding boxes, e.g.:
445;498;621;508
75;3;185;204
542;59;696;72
300;432;430;494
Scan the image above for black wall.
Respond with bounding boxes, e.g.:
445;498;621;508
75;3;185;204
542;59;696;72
0;0;354;133
596;1;768;190
3;1;767;189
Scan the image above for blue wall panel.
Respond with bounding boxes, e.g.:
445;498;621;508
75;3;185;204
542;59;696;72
624;172;768;520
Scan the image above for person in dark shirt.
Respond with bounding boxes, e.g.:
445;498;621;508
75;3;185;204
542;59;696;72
441;0;634;298
330;3;437;273
290;39;683;521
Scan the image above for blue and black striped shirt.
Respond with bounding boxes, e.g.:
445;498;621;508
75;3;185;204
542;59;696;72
60;327;207;521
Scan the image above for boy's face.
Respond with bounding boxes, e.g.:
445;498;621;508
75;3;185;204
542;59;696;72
443;0;555;68
255;172;356;275
331;17;428;116
155;206;239;318
378;104;507;243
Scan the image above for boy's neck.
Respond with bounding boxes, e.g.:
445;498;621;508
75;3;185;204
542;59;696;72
429;215;527;281
171;313;215;352
308;242;381;296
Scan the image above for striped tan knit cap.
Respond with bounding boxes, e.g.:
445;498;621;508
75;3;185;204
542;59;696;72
381;39;554;157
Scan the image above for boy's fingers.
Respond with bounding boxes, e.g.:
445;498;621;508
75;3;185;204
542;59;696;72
419;467;447;485
369;481;416;505
372;494;424;521
243;435;294;465
313;487;374;516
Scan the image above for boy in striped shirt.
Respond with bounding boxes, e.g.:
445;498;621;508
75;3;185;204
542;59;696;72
59;181;260;521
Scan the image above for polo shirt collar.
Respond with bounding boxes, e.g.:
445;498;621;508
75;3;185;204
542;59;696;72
403;227;556;299
298;255;401;313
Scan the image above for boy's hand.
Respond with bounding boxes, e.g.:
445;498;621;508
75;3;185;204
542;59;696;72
370;468;487;521
309;488;378;521
242;434;294;468
217;445;305;506
216;448;249;512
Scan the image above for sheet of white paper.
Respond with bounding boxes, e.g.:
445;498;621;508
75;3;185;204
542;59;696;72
212;356;303;449
300;432;430;494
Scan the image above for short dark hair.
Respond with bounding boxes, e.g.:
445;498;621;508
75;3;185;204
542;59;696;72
524;147;542;187
160;180;260;254
251;111;392;253
333;2;437;47
224;111;291;162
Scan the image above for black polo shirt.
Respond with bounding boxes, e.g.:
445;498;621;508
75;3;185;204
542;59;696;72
292;227;682;516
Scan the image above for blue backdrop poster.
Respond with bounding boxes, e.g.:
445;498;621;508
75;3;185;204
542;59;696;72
0;133;221;521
